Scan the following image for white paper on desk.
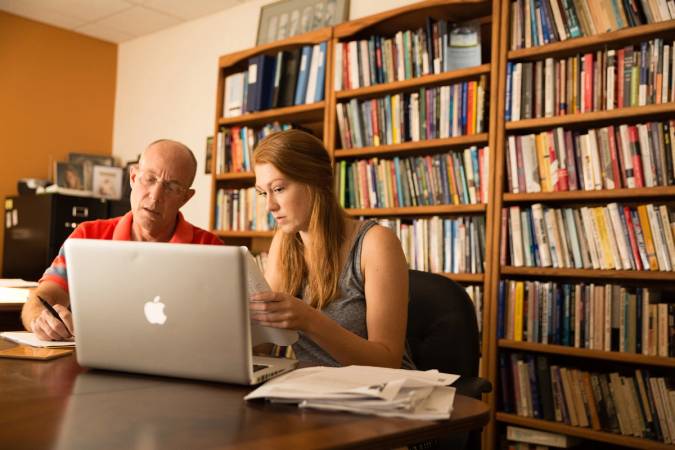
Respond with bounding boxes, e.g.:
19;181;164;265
0;278;38;288
0;331;76;348
243;247;299;346
245;365;459;401
301;386;456;420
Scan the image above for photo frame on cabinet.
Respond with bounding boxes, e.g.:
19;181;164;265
54;162;85;191
92;166;123;200
257;0;349;45
68;153;114;191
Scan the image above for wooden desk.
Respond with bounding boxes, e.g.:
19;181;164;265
0;340;489;450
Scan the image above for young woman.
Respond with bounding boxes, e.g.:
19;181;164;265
250;129;414;369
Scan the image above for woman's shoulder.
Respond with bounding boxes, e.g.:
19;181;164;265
360;222;403;259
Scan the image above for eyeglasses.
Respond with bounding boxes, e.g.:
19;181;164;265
136;171;189;196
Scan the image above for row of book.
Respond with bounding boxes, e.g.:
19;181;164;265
335;77;487;149
376;216;486;275
214;187;275;232
505;40;675;121
505;425;582;449
509;0;674;50
502;203;675;271
214;122;292;174
497;280;674;356
499;352;675;443
335;147;489;209
505;121;675;193
222;42;327;117
334;20;481;91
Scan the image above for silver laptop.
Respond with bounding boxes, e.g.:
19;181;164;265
64;239;297;385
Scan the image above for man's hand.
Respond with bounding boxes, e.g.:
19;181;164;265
30;304;74;341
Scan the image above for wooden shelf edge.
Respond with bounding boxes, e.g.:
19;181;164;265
500;267;675;281
218;102;325;127
219;28;332;68
503;186;675;202
505;103;675;131
440;272;484;283
508;20;675;60
336;64;490;100
505;103;675;132
334;133;489;158
214;172;255;181
496;413;674;449
498;340;675;368
346;204;486;216
214;230;275;238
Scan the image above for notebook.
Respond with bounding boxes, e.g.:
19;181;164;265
64;239;298;385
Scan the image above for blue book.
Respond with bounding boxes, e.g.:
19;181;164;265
497;281;506;339
460;82;468;134
384;95;392;145
314;41;327;102
537;0;551;44
505;61;513;121
470;147;480;201
529;0;538;46
560;0;581;37
294;45;313;105
246;54;275;112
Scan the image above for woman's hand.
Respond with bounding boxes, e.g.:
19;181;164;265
249;291;315;331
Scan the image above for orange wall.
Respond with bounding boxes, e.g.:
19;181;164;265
0;12;117;275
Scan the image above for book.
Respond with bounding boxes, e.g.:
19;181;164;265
506;425;581;447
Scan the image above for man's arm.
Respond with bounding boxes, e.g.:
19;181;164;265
22;280;73;340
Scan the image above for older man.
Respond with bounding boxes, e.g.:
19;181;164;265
22;139;222;340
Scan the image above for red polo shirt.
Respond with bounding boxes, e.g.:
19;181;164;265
40;211;222;292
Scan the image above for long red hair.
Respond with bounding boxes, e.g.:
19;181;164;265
253;130;347;309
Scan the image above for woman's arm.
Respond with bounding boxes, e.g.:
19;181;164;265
251;225;409;368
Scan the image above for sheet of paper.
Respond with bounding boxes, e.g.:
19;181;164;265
0;331;76;348
0;279;38;288
243;247;299;346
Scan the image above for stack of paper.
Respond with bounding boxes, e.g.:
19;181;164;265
0;279;37;303
245;365;459;420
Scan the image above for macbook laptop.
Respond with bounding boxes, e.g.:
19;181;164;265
64;239;298;385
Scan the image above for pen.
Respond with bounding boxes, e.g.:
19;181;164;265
37;295;72;335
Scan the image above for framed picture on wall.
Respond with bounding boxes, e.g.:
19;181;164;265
92;166;123;200
68;152;114;191
256;0;349;45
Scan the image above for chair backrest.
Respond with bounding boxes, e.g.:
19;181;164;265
406;270;480;378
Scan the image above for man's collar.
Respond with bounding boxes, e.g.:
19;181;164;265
113;211;194;243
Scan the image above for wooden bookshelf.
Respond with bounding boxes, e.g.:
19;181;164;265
505;102;675;132
498;340;675;368
336;64;491;100
504;186;675;203
485;1;675;449
333;133;489;158
508;20;675;61
346;204;486;217
496;413;675;450
500;266;675;281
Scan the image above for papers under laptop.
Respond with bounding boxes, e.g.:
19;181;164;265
64;239;298;384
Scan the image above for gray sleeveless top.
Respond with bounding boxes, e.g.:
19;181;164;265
293;220;416;369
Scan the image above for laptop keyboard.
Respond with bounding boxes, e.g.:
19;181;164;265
253;364;270;372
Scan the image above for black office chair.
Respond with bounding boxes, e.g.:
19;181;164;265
407;270;492;450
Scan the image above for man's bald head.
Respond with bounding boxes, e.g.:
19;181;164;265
140;139;198;187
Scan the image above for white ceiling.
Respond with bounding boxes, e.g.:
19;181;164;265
0;0;257;43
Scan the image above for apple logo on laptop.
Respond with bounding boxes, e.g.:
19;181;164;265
144;296;167;325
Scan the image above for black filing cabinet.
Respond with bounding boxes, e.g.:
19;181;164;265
2;194;130;281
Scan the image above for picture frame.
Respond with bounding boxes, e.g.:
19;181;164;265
68;152;114;191
92;166;123;200
257;0;349;45
54;162;85;191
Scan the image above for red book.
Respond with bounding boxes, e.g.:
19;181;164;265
628;125;645;188
583;53;594;112
547;130;560;191
606;125;623;189
341;43;351;90
622;206;643;271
